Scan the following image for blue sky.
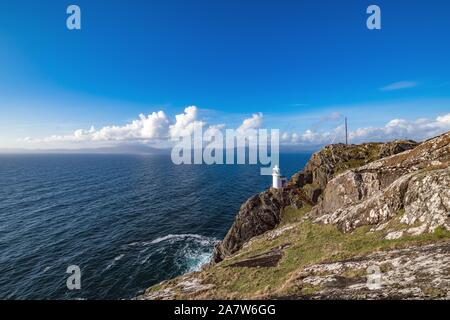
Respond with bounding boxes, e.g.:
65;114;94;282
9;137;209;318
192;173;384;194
0;0;449;149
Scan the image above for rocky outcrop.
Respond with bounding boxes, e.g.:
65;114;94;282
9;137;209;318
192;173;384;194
143;241;450;300
212;187;310;262
143;131;450;300
312;132;450;234
284;242;450;300
212;139;418;263
227;244;290;268
141;277;214;300
290;140;417;196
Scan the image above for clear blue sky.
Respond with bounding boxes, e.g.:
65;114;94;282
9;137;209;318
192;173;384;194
0;0;449;148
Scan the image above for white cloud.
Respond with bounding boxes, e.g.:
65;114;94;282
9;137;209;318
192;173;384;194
281;132;290;142
21;108;450;149
349;113;450;142
380;81;418;91
282;125;345;146
29;111;171;143
204;124;226;136
437;113;450;123
237;113;263;132
320;112;342;121
282;113;450;146
169;106;206;139
23;106;236;146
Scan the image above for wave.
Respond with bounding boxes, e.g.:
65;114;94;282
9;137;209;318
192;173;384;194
183;251;214;273
105;253;125;270
138;233;219;272
150;233;217;246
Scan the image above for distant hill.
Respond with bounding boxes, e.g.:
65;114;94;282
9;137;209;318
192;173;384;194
0;144;171;155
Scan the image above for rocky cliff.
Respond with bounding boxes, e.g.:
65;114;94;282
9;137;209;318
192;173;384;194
212;139;418;263
142;132;449;300
311;133;449;235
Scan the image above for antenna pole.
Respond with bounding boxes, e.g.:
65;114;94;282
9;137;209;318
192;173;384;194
345;117;348;145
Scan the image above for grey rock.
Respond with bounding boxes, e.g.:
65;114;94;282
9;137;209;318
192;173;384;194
212;139;419;263
288;242;450;300
312;131;450;234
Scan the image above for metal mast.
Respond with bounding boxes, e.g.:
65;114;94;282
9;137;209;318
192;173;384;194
345;117;348;145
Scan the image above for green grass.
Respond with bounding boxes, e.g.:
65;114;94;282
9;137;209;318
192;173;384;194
147;213;450;299
433;226;450;239
217;221;448;297
280;205;312;225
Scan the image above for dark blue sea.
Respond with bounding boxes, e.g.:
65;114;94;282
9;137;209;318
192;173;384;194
0;153;310;299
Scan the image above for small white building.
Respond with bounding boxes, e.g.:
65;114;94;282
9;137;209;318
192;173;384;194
272;165;288;189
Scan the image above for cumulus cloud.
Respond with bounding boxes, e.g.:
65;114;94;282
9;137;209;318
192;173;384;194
23;106;255;146
380;81;418;91
25;108;203;144
349;113;450;142
204;124;226;136
237;113;263;132
169;106;206;139
282;125;345;146
28;111;171;143
21;107;450;149
282;113;450;146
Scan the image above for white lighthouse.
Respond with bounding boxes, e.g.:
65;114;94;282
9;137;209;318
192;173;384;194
272;165;287;189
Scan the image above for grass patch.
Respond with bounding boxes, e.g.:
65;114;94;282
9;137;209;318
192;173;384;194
280;205;312;225
148;218;450;299
432;226;450;239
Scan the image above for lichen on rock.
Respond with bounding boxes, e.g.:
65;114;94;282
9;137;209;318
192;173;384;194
311;132;450;235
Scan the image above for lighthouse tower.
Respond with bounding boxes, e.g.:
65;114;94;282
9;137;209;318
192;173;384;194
272;165;281;189
272;165;288;189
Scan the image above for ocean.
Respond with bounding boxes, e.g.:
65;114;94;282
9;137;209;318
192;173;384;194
0;153;311;299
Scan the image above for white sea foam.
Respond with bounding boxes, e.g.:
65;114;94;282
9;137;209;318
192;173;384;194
115;254;125;261
150;233;216;245
184;251;213;272
138;233;219;272
105;254;125;270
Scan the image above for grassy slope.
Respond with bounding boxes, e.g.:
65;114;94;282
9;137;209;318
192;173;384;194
146;206;450;299
145;139;448;299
